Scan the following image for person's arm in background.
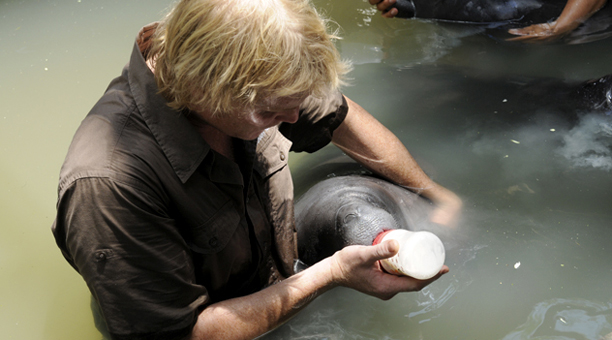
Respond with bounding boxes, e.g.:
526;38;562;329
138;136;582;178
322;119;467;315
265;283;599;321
190;240;448;339
507;0;607;42
332;96;462;228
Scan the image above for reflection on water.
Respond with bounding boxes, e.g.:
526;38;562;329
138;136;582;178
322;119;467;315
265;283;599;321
2;0;612;339
469;112;612;172
503;299;612;340
560;114;612;170
0;1;175;339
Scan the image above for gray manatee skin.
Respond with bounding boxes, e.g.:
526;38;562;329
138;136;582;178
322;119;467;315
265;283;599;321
390;0;612;44
391;0;566;24
512;74;612;119
574;74;612;114
294;175;433;266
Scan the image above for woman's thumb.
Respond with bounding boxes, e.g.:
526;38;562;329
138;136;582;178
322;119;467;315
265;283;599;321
371;239;400;261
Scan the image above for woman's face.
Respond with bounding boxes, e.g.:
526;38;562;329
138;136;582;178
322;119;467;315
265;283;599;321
196;94;307;140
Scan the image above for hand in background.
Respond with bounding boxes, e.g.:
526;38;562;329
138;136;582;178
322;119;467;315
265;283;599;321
369;0;399;18
507;0;607;42
507;21;578;42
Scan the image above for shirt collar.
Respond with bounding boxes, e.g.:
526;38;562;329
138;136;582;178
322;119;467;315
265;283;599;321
127;24;210;184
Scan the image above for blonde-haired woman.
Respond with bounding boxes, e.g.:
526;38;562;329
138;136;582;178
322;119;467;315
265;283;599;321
52;0;461;339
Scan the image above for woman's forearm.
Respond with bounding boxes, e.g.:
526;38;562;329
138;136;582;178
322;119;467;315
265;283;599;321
189;228;449;338
331;96;462;227
332;96;434;191
190;257;337;340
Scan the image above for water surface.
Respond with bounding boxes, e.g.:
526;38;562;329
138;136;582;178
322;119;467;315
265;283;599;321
1;0;610;339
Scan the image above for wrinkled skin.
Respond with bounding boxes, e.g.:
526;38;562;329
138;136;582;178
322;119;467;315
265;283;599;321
295;175;434;266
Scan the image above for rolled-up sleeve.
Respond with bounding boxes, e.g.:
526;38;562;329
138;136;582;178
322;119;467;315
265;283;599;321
52;177;208;340
279;91;348;153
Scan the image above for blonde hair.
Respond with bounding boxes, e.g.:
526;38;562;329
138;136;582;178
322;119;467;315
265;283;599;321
149;0;351;115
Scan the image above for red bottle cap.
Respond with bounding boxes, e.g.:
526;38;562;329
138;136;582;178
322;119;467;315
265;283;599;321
372;230;393;245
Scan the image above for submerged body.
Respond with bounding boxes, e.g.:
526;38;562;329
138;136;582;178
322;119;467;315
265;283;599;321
392;0;568;24
573;74;612;114
378;0;611;42
514;73;612;117
295;175;434;266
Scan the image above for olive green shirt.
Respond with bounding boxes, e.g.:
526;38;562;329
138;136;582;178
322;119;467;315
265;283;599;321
51;24;347;340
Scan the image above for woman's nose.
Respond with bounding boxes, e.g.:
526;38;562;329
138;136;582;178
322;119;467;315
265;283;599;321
277;108;300;124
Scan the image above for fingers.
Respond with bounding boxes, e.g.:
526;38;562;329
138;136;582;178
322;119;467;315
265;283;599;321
369;242;449;292
506;33;560;43
376;0;396;12
407;265;450;291
329;244;449;300
425;185;462;228
370;240;400;262
510;22;554;35
375;265;450;299
506;35;549;42
506;22;563;43
382;7;398;18
430;209;458;228
369;0;398;18
328;242;399;285
430;197;462;228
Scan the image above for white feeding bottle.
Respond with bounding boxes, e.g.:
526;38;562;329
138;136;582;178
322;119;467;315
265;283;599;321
373;229;445;280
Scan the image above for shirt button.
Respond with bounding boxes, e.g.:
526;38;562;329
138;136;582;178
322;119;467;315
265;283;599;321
279;151;285;161
209;237;218;247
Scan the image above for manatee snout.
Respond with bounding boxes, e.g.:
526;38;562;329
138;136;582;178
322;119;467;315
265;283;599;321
295;175;432;266
336;203;398;246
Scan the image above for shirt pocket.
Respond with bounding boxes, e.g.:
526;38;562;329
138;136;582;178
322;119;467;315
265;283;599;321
254;127;292;179
187;200;241;254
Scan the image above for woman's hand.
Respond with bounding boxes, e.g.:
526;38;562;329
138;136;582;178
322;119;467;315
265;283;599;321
422;184;463;228
329;240;449;300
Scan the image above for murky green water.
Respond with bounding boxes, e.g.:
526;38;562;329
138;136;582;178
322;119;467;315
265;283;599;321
2;0;611;339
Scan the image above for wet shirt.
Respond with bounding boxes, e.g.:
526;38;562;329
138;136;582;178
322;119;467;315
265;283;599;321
51;24;347;340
